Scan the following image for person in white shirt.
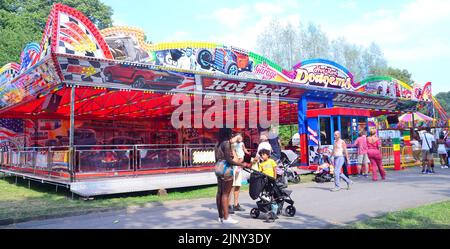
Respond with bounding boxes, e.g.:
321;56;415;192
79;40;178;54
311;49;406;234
420;128;436;174
410;134;422;163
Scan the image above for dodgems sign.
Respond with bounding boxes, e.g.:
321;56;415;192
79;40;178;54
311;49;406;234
285;59;356;90
333;92;397;110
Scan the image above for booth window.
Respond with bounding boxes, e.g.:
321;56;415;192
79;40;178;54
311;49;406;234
358;117;367;136
320;117;332;145
341;117;351;143
333;117;339;133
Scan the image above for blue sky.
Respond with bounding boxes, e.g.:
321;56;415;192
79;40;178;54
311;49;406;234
103;0;449;94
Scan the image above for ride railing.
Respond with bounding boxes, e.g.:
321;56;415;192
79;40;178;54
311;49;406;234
381;147;394;166
0;146;70;178
74;144;216;175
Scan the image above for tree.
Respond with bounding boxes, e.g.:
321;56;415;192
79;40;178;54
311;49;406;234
0;0;113;65
435;91;450;115
255;18;389;82
372;67;413;85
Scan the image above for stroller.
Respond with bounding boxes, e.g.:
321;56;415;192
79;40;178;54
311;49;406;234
313;155;334;183
276;150;301;186
245;168;296;222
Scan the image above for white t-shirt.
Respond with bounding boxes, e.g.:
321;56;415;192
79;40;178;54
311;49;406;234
411;140;421;151
421;132;436;150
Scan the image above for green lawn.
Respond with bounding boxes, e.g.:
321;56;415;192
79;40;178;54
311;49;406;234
347;200;450;229
0;172;314;223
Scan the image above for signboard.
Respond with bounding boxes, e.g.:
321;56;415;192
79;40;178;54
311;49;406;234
285;59;355;90
333;92;397;110
201;77;304;101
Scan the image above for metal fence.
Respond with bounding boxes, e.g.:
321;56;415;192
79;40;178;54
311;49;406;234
0;144;216;180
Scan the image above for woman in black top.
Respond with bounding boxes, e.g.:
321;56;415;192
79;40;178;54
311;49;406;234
215;128;249;224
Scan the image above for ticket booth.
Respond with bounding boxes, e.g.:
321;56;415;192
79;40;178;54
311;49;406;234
306;107;371;174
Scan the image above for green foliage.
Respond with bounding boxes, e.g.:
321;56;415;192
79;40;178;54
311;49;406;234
0;0;113;66
372;66;414;85
279;125;297;147
435;91;450;114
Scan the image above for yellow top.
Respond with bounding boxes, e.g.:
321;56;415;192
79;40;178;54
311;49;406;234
259;159;277;178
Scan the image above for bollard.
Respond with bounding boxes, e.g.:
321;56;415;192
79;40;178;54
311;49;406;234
393;138;401;170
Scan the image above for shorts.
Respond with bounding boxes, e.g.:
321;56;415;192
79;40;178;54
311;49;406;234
422;150;433;161
232;166;242;187
357;154;369;165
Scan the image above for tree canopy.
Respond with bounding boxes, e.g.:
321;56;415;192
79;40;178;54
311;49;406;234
0;0;113;66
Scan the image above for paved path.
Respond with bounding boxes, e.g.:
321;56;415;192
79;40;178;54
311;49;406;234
3;167;450;229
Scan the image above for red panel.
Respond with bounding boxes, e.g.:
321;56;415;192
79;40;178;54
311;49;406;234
307;107;371;118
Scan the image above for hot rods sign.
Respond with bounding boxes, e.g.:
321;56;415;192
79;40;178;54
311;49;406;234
201;77;303;100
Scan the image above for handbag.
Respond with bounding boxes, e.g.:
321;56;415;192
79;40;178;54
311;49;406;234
424;133;436;154
214;160;233;178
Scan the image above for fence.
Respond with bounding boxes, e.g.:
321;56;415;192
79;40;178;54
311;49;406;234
0;144;216;180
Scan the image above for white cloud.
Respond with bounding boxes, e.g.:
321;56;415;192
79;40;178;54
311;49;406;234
324;0;450;63
339;1;358;9
212;6;251;28
254;2;284;15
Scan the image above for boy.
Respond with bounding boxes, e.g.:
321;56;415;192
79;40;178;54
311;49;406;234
258;149;279;219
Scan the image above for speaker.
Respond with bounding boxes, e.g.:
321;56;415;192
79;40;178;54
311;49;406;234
42;94;62;113
387;115;399;125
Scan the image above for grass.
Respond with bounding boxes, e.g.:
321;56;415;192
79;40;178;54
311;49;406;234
346;200;450;229
0;172;314;222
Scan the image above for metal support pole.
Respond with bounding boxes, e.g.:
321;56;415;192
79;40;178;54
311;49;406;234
69;86;75;182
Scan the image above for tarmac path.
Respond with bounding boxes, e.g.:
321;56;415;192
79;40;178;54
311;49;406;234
3;167;450;229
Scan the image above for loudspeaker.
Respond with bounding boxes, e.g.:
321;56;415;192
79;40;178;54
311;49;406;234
42;94;62;113
387;115;399;125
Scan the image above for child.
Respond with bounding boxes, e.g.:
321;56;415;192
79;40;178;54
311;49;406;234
258;149;277;179
258;149;279;219
315;155;334;175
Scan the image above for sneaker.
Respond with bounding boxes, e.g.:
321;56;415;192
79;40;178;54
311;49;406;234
429;170;435;174
222;217;239;224
233;204;246;212
228;205;235;214
363;174;369;178
347;181;354;190
444;166;449;169
421;170;427;174
330;187;341;192
218;218;223;223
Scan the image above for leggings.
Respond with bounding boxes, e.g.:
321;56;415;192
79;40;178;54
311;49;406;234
216;176;234;219
368;154;385;180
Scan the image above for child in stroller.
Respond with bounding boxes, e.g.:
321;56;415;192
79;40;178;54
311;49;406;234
314;155;334;183
246;149;296;222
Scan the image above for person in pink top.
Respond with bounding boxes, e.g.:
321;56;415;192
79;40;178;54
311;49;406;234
353;129;369;177
367;127;386;181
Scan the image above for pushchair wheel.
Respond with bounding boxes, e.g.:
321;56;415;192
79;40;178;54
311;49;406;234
292;175;301;184
285;205;296;217
250;208;260;219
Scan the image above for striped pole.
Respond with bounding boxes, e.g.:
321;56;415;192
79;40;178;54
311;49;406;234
393;137;401;170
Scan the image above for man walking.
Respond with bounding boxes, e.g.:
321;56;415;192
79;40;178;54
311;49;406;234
420;128;436;174
354;129;369;177
331;131;353;191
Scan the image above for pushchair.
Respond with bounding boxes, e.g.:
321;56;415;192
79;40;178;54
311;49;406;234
313;155;334;183
245;168;296;222
276;150;301;186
